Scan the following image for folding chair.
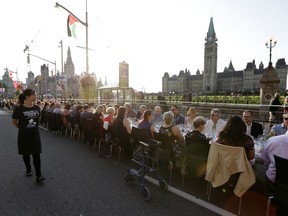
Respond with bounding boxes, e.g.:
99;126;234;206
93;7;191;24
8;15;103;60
181;136;210;187
205;142;256;215
107;125;122;162
153;131;175;185
131;127;149;153
266;155;288;216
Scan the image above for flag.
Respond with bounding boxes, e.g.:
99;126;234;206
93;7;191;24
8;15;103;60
13;81;18;89
67;14;79;38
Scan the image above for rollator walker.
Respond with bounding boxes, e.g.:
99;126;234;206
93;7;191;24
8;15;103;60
124;139;168;201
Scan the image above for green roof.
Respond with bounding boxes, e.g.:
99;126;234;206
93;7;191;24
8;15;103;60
207;17;215;38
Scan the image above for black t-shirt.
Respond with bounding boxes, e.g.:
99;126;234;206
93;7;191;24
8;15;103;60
12;105;41;129
12;105;42;155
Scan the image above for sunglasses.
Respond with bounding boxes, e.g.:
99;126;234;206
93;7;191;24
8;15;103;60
284;118;288;120
171;109;176;111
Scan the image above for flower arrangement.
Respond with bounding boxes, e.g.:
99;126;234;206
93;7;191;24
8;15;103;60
80;74;95;87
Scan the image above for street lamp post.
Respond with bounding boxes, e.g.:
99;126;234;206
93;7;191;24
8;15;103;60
265;37;277;66
55;1;89;74
59;40;64;75
59;40;67;98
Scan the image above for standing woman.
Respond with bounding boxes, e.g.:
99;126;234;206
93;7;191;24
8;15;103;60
11;89;45;182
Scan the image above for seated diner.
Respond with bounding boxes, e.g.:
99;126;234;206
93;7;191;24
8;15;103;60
216;116;255;161
158;111;185;147
186;116;206;140
137;109;155;139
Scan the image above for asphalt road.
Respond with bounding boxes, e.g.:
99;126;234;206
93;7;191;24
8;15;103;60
0;109;218;216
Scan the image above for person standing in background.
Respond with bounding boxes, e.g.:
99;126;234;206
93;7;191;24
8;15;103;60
268;93;282;123
11;89;45;183
266;113;288;139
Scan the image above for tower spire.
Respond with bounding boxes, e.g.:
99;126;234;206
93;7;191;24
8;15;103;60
203;17;218;93
206;17;216;42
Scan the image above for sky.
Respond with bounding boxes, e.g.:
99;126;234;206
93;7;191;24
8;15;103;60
1;0;288;93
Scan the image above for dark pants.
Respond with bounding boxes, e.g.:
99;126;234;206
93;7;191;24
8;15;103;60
23;154;41;177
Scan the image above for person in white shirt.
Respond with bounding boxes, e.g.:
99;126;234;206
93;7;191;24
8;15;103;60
204;108;227;136
262;131;288;183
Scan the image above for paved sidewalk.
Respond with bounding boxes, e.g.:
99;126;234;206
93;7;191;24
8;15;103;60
0;110;219;216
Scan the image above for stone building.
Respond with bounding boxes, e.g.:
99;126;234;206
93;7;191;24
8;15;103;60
64;46;80;98
162;17;288;94
27;46;81;98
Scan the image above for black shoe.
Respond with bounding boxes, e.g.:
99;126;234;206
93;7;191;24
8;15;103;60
26;171;32;177
36;176;46;182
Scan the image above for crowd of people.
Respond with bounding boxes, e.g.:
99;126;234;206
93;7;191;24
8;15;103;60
3;90;288;215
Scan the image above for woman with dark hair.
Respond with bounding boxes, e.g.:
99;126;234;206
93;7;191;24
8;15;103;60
268;93;282;122
216;116;255;160
18;93;25;106
112;106;132;152
92;105;105;144
70;104;83;128
138;109;155;139
11;88;45;182
40;102;50;125
61;104;71;128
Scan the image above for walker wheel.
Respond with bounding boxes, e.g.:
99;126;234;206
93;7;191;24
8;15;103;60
141;187;150;201
124;173;135;185
159;179;168;191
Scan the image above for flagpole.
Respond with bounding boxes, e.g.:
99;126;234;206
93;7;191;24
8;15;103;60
85;0;89;75
55;2;89;74
59;40;64;75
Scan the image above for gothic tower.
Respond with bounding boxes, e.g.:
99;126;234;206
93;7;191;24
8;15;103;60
64;46;75;77
203;17;218;93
